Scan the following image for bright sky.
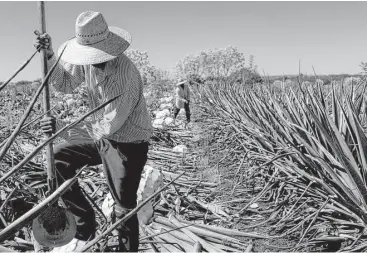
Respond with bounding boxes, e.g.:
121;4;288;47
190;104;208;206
1;1;367;82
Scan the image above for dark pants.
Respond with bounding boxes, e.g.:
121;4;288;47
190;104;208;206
173;102;191;122
54;138;149;251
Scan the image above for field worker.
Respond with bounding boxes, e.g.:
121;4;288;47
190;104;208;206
35;11;153;252
173;78;191;125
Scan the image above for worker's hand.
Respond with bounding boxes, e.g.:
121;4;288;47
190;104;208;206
40;116;56;134
34;31;54;59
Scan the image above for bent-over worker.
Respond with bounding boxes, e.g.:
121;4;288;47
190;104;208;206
35;10;153;252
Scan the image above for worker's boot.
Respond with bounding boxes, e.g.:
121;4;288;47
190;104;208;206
113;205;139;252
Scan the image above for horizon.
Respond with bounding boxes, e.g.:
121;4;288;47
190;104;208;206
0;1;366;82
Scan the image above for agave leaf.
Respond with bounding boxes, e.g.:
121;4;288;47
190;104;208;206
331;84;339;129
317;82;326;109
325;112;367;210
275;156;337;197
302;104;365;205
353;82;366;115
289;124;363;205
309;94;332;148
290;123;343;167
309;155;363;208
256;98;291;146
345;99;367;182
336;98;358;152
288;90;312;121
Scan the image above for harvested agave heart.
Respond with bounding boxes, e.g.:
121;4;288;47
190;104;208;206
32;204;76;247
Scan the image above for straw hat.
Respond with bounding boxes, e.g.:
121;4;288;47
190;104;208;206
175;78;187;86
57;11;131;65
32;205;77;247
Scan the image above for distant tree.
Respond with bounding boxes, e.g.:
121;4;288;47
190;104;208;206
315;79;324;86
360;62;367;77
175;46;246;80
230;67;263;85
145;66;172;82
344;76;362;85
125;49;149;71
302;81;312;86
124;49;162;84
175;54;202;79
34;78;42;83
214;46;246;77
30;80;41;91
248;55;258;73
187;73;204;85
323;79;331;85
16;80;32;86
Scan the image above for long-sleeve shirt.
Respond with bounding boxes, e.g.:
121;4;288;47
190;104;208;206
47;53;153;143
175;84;190;109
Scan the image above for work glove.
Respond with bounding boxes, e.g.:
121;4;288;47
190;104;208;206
34;31;55;59
40;116;56;135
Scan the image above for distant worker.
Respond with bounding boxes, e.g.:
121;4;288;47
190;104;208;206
173;78;190;125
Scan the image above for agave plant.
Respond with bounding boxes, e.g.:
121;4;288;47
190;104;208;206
201;78;367;251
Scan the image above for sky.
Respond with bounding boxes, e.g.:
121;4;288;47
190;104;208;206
0;1;367;82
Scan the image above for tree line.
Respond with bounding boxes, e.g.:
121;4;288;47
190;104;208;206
1;47;366;89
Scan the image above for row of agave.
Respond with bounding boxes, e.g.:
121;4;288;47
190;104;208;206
199;78;367;251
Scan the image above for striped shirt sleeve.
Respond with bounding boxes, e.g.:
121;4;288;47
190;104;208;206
47;54;85;94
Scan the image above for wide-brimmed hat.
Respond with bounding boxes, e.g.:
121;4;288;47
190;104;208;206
57;11;132;65
32;205;77;247
176;78;187;86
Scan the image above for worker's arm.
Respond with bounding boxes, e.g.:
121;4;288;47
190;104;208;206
35;33;84;94
46;54;85;94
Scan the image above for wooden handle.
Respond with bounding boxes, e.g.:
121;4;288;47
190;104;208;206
38;1;56;192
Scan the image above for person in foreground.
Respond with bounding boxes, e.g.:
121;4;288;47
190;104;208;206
35;10;153;252
173;78;191;126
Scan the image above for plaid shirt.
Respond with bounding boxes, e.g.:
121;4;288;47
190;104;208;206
47;53;153;143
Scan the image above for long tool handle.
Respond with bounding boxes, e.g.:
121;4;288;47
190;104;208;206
38;1;56;192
